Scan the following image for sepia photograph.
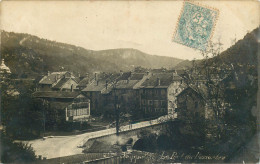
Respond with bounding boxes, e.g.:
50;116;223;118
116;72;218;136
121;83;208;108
0;0;259;163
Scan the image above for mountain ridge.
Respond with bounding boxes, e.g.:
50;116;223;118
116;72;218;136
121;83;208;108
1;30;183;78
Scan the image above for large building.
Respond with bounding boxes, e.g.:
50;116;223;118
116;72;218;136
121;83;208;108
139;72;184;118
82;73;121;116
112;72;151;114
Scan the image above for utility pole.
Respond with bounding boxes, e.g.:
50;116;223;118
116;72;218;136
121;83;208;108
115;96;120;136
113;80;120;137
42;99;47;138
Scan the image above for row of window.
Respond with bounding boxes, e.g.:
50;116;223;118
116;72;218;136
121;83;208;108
67;108;90;117
144;107;167;113
141;100;166;106
142;89;166;95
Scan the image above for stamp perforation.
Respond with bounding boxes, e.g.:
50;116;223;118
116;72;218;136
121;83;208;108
172;0;219;51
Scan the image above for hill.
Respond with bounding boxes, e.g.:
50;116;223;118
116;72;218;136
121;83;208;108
174;27;259;69
1;31;182;78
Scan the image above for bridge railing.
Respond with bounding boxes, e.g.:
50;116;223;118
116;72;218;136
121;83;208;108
81;114;176;145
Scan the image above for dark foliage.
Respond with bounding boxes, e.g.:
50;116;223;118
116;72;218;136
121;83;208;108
0;131;37;163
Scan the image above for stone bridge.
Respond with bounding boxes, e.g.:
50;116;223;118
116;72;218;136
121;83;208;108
82;114;176;149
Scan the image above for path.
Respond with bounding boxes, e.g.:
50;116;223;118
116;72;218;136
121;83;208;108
27;115;175;159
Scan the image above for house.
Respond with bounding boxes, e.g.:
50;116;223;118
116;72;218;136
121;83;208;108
112;72;151;114
66;94;91;121
38;71;78;91
32;91;90;124
139;72;184;118
175;86;207;121
175;82;227;122
76;73;94;91
82;73;121;116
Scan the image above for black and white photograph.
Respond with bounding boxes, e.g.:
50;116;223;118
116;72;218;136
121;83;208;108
0;1;259;163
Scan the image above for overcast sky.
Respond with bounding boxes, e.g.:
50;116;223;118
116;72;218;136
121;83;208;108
1;1;259;60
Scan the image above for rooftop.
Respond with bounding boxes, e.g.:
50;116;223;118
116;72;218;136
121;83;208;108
52;78;78;89
141;73;182;88
33;91;79;99
39;72;68;85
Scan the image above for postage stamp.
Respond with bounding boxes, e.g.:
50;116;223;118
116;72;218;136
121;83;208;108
173;1;219;51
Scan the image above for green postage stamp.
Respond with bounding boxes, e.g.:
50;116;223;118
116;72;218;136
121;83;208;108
173;1;219;51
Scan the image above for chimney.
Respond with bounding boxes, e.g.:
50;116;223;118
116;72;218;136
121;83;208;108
105;80;108;89
157;78;160;86
55;75;58;81
146;71;149;75
96;80;99;86
71;84;73;92
95;73;98;81
47;71;50;76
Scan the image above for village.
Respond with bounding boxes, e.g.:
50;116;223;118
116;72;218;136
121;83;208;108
29;66;217;131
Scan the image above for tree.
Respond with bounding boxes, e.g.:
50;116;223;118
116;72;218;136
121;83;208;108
183;41;234;140
0;131;37;163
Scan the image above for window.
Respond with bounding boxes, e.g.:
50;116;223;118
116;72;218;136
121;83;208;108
148;100;153;105
161;89;165;95
154;100;159;107
195;102;198;108
142;99;146;105
160;100;166;106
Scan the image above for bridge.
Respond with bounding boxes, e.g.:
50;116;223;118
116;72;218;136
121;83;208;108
28;114;176;159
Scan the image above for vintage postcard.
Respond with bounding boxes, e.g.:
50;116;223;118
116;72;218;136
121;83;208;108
0;0;259;163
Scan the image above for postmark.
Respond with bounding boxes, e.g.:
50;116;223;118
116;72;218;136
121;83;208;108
173;1;219;51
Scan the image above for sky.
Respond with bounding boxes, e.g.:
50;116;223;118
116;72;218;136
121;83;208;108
0;1;259;60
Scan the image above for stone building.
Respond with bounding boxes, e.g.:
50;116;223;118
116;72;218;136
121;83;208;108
112;72;151;114
175;86;207;121
38;71;78;91
82;73;121;116
139;72;184;118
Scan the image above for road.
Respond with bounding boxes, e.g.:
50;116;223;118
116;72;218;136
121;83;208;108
27;115;174;159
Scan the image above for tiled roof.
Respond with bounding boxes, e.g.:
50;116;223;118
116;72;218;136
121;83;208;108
82;73;120;93
78;77;91;87
177;84;208;100
33;91;79;98
141;73;182;88
115;80;140;89
118;72;131;80
52;78;70;89
130;73;145;80
39;72;67;85
82;81;114;94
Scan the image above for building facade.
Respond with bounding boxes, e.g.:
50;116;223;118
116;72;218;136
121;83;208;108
139;72;184;118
